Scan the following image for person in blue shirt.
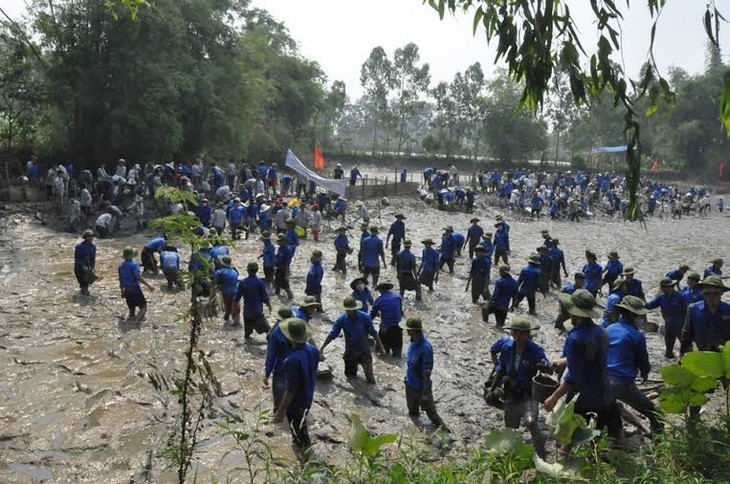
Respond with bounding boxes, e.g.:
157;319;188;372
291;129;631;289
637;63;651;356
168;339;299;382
582;250;602;297
516;256;541;315
466;246;491;304
333;196;347;221
234;261;272;338
272;318;320;451
357;223;370;272
141;235;167;274
452;231;465;257
371;281;405;357
305;250;324;306
284;218;300;254
465;217;485;259
544;289;623;448
483;265;519;326
487;317;548;457
535;246;551;296
257;231;276;286
320;296;385;383
350;277;374;313
548;238;568;288
493;221;510;266
601;251;623;295
74;229;97;296
291;296;321;322
360;226;386;287
666;264;690;285
704;258;723;279
645;277;690;358
395;239;422;301
198;198;212;227
554;272;585;331
439;226;457;273
680;276;730;356
418;238;440;292
160;245;182;290
607;296;663;435
601;277;627;328
209;243;230;270
465;188;475;213
622;267;645;302
386;213;406;266
400;168;408;183
264;307;296;411
118;247;155;322
478;232;495;260
333;226;352;275
214;256;241;325
349;166;362;186
682;272;703;304
228;199;247;240
189;243;214;298
273;234;294;300
401;317;447;430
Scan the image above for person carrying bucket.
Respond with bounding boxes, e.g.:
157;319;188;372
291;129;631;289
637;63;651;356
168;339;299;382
485;317;549;457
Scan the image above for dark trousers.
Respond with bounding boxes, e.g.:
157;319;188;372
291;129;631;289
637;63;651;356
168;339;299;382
405;384;444;426
263;266;275;285
609;378;663;434
483;305;507;326
390;240;401;264
343;345;374;382
272;372;286;412
379;325;403;357
515;292;536;314
419;271;435;291
362;266;380;287
287;406;311;449
439;257;454;273
471;276;490;303
162;268;181;288
141;247;157;272
494;250;509;266
334;250;347;273
664;321;683;356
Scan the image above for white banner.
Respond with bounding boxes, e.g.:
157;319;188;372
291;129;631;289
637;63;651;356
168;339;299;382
284;149;347;196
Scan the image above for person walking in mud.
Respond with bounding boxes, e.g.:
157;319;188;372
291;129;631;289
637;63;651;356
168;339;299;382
601;251;623;296
483;265;518;327
264;307;295;412
493;220;510;266
274;234;294;300
74;229;98;296
258;231;276;287
305;250;324;307
272;317;319;454
465;217;484;259
213;256;241;326
319;296;385;384
118;247;155;322
386;213;406;267
466;245;491;304
645;277;690;358
360;226;386;287
553;272;585;331
350;277;374;312
582;250;602;297
548;238;568;288
401;317;448;431
515;255;541;315
159;245;182;289
439;226;457;274
234;261;272;338
682;272;703;304
141;234;167;274
418;238;440;293
395;239;422;301
622;267;646;302
486;317;549;457
371;281;405;357
333;226;351;275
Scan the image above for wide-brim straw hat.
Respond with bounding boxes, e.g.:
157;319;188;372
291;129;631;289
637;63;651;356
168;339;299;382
300;295;322;308
504;317;540;332
340;296;363;311
608;251;620;260
659;277;676;287
421;238;435;245
349;277;368;291
698;275;730;294
259;231;274;241
443;225;454;232
615;295;648;315
623;267;636;276
279;318;312;344
122;247;137;259
82;229;96;239
470;217;480;223
375;280;395;291
612;277;627;291
559;289;601;319
399;317;426;331
275;307;295;321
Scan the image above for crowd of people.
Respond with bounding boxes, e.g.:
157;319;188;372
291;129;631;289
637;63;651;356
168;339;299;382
419;165;724;221
63;156;730;459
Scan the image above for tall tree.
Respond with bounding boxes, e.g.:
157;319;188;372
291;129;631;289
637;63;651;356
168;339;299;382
360;46;394;155
391;43;430;155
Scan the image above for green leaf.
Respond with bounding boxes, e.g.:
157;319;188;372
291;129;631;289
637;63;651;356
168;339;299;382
364;433;398;456
472;8;484;35
483;428;523;454
723;344;730;376
660;364;695;388
553;398;587;446
658;388;690;414
682;351;724;378
534;454;582;479
349;413;370;453
570;426;602;447
690;376;718;393
721;71;730;136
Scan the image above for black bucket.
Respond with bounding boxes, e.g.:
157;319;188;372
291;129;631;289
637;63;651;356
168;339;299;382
532;374;559;403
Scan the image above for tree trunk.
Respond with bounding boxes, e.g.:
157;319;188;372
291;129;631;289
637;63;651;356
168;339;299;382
554;130;560;166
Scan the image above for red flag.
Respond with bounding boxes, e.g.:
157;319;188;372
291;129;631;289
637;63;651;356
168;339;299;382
313;146;325;170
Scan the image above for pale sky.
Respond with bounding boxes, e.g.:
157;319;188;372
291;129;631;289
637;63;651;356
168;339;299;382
3;0;729;100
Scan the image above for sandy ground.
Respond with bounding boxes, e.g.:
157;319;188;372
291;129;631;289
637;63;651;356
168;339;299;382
0;191;729;483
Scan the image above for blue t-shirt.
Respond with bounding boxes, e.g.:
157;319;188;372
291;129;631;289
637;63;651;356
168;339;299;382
405;336;435;391
645;290;689;332
334;234;350;252
371;291;403;327
582;262;602;293
361;235;384;268
388;220;405;241
681;300;730;352
517;264;540;295
491;274;518;311
276;245;294;267
440;234;456;260
214;267;240;297
262;241;276;268
160;250;180;270
420;247;439;275
265;325;292;378
496;339;548;397
470;256;491;279
145;236;167;251
604;260;624;277
234;275;270;317
74;240;96;268
606;319;650;382
306;262;324;294
328;311;377;348
562;321;610;411
118;259;141;290
352;289;374;313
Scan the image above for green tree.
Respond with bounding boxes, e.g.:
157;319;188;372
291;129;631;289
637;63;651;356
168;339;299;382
391;43;430;156
360;46;394;155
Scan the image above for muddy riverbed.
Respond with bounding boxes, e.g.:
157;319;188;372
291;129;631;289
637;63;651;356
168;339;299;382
0;193;729;482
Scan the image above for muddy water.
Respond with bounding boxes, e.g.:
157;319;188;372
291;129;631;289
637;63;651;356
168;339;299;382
1;195;729;482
